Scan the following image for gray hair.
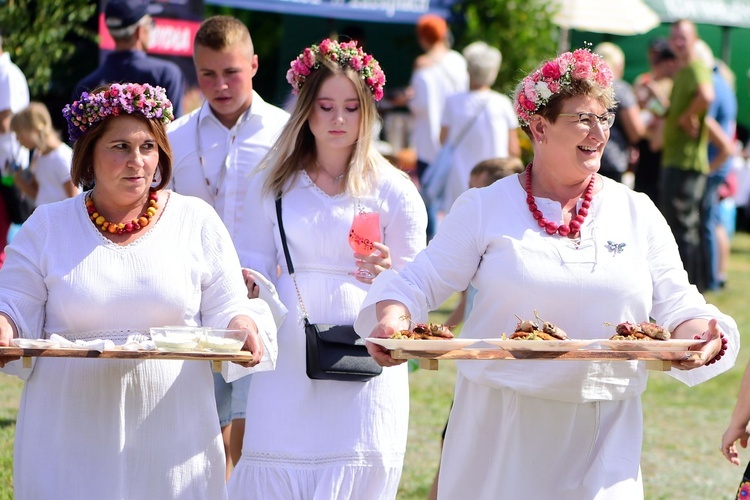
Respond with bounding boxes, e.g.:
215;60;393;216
463;41;502;87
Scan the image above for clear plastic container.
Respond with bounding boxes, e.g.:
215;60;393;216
198;328;248;353
149;326;204;352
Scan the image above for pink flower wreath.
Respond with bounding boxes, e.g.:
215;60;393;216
513;48;614;126
286;38;386;101
63;83;174;142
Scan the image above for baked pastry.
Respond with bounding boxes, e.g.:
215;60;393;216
391;316;454;340
610;321;670;341
511;311;568;340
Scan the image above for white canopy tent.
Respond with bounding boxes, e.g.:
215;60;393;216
552;0;661;51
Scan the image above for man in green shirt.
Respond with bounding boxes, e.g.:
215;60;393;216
661;19;714;290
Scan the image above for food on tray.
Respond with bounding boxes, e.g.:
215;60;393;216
198;336;245;352
150;326;202;351
509;311;569;341
197;328;248;352
609;321;671;341
152;335;200;351
391;316;455;340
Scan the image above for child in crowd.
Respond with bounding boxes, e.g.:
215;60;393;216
10;102;79;205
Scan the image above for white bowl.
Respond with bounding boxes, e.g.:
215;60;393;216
199;328;248;353
150;326;204;352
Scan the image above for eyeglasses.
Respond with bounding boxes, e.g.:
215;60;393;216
558;112;616;130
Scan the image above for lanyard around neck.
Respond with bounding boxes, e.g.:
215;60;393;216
194;103;252;202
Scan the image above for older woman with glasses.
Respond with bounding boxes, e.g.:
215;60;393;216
356;49;738;498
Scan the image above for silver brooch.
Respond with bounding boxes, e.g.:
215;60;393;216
606;241;626;255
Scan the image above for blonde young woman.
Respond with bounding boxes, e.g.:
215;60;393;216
229;40;426;499
10;102;79;205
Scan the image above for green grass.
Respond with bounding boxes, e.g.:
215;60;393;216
3;235;750;497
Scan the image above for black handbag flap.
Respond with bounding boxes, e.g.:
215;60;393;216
311;323;366;346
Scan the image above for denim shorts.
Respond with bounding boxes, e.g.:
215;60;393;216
213;371;252;427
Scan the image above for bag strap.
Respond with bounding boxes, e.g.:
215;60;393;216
275;196;311;323
448;97;489;149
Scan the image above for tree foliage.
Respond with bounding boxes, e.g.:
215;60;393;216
453;0;560;95
0;0;97;96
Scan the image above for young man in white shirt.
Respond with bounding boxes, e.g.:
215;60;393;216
167;15;289;480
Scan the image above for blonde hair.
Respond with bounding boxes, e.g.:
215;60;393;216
594;42;625;75
262;58;397;197
194;15;254;56
10;102;59;150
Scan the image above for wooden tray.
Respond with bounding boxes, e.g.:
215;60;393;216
0;346;253;371
392;347;700;371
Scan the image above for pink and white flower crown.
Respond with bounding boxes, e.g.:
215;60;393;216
514;48;614;126
286;39;386;101
63;83;174;142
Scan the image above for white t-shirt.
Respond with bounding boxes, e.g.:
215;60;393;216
34;143;73;206
0;52;29;114
408;50;468;164
168;92;289;243
441;89;519;210
0;52;30;173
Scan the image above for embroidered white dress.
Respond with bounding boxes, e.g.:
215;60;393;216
356;175;739;499
228;166;427;500
0;192;277;500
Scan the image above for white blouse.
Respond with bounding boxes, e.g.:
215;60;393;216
357;175;739;403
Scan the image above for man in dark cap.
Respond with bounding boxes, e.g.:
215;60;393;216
72;0;184;116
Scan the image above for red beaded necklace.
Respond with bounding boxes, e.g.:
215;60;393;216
524;163;595;237
86;189;159;235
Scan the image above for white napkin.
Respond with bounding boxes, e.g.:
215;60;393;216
48;334;115;352
11;338;58;349
108;335;156;351
243;267;288;328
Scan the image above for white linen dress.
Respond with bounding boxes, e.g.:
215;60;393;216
355;175;739;499
0;191;277;500
228;166;427;499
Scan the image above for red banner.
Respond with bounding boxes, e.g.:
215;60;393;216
98;15;201;57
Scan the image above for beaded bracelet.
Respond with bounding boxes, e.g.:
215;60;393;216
694;332;728;366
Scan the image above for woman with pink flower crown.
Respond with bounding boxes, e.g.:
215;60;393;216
228;40;426;499
355;49;739;498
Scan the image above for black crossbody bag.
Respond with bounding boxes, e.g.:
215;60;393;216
275;197;382;382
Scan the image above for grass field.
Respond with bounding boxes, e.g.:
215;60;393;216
2;234;750;498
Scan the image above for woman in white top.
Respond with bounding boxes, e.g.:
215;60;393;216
356;49;738;499
440;41;520;212
10;102;79;205
0;83;276;499
228;39;426;499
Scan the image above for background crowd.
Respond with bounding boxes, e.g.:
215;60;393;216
0;0;749;498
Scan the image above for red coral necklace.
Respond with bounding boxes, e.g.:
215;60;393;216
86;189;159;235
524;163;595;237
